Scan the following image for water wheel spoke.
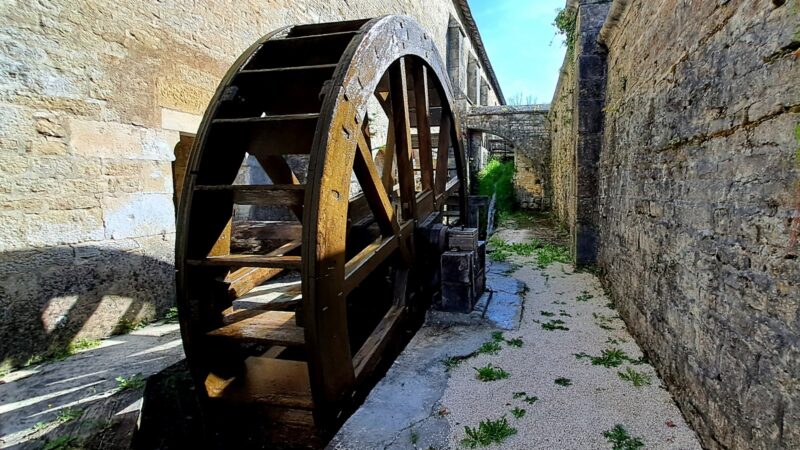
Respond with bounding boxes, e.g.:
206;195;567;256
434;109;452;202
388;57;417;221
410;61;434;192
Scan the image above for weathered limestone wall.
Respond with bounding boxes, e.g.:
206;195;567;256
464;106;551;209
0;0;501;368
549;0;610;263
598;1;799;448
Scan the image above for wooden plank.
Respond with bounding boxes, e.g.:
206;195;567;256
288;18;370;37
353;306;405;382
253;155;304;221
195;184;304;206
343;236;398;294
223;239;300;297
207;310;304;347
415;190;434;218
411;62;434;191
389;58;417;220
196;254;302;268
233;221;302;242
434;110;452;199
213;115;318;156
232;277;302;311
411;133;440;149
343;221;413;293
207;356;313;410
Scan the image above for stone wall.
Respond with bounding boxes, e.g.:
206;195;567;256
464;105;551;209
597;1;799;448
0;0;502;369
549;0;610;264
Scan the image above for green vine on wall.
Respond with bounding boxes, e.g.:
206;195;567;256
554;7;578;59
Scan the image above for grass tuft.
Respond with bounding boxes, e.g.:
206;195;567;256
56;407;83;423
163;307;179;323
474;364;510;382
477;341;502;355
576;291;594;302
511;407;526;419
603;424;645;450
506;338;523;348
617;367;652;387
554;377;572;387
590;348;629;368
461;417;517;448
541;319;569;331
540;311;555;317
115;374;146;391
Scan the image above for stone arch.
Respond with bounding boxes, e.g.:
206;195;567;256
464;105;551;210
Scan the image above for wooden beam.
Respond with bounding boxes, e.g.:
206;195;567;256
434;110;452;199
253;154;304;221
195;184;304;207
388;58;417;221
411;62;434;191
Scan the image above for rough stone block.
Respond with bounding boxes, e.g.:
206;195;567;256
102;193;175;240
69;119;179;161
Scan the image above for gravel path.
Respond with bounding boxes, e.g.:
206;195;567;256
439;228;702;449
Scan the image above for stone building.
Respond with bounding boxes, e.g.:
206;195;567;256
0;0;504;369
550;1;799;449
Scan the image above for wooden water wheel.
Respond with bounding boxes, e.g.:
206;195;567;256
175;15;467;448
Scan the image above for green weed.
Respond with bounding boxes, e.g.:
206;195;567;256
442;356;467;371
554;377;572;387
474;364;510;382
56;407;83;423
590;348;629;368
618;367;652;387
477;341;502;355
512;391;538;404
540;311;555;317
576;291;594;302
115;374;146;391
541;319;569;331
410;430;420;445
461;417;517;448
491;331;505;342
511;407;526;419
603;424;644;450
506;338;523;348
163;307;179;323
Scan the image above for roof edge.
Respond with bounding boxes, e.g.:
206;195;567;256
452;0;506;105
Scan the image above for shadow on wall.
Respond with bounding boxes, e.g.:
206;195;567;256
0;246;175;370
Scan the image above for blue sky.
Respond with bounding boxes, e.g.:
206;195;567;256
469;0;567;105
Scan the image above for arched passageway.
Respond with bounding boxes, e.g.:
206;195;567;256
464;105;550;210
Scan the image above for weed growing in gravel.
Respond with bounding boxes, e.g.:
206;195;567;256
593;313;619;331
477;341;502;355
576;291;594;302
540;311;555;317
116;374;146;391
574;352;591;360
606;301;617;309
512;391;539;404
442;356;467;371
511;407;526;418
461;417;517;448
541;319;569;331
606;337;626;345
590;348;629;368
474;364;509;381
491;331;505;342
559;310;572;317
506;338;523;348
487;236;570;268
603;424;644;450
410;430;419;444
618;367;652;387
554;377;572;386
